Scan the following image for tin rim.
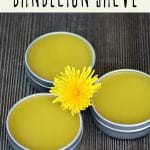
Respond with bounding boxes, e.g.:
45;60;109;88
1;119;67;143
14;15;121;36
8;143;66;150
93;114;150;133
25;31;96;85
6;93;83;150
91;69;150;128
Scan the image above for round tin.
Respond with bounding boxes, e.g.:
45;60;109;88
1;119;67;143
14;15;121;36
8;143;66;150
25;32;96;92
90;69;150;139
6;93;83;150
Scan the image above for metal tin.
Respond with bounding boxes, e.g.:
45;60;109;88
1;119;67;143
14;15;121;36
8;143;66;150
6;93;83;150
25;32;96;92
90;69;150;139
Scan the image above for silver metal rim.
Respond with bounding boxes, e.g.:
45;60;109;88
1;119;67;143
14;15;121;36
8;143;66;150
25;31;96;85
6;93;83;150
92;115;150;139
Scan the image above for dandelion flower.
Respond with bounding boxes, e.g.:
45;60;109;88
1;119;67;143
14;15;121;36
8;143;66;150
50;66;101;115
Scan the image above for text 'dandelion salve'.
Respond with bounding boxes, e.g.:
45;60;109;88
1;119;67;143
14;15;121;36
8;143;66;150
14;0;137;8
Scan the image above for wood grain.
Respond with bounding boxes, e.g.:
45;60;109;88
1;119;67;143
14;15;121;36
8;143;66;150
0;13;150;150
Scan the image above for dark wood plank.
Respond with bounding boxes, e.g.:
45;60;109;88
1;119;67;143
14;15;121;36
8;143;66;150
0;13;150;150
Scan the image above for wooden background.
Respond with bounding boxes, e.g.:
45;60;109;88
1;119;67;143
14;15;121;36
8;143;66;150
0;13;150;150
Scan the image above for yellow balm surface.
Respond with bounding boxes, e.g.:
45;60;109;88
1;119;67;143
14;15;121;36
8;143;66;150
93;71;150;124
27;33;93;81
8;95;80;149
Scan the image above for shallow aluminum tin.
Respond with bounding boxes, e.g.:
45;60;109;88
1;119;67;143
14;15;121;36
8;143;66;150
6;93;83;150
25;32;96;92
90;69;150;139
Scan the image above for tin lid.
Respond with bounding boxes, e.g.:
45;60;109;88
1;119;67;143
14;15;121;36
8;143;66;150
25;32;96;91
90;69;150;139
6;93;84;150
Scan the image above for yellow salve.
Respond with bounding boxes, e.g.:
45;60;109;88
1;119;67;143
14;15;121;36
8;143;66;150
27;33;93;81
8;95;80;149
93;71;150;124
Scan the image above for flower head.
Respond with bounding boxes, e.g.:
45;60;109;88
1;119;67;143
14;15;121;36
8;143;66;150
50;66;101;116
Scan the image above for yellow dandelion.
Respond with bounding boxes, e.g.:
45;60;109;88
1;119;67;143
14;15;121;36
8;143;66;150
50;66;101;116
